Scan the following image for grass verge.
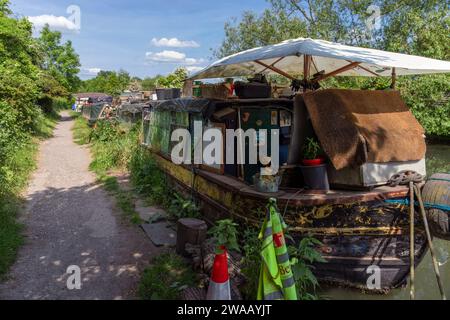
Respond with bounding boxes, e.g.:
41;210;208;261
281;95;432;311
71;113;141;224
0;112;58;279
138;252;197;300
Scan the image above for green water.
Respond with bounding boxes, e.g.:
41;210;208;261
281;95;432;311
322;144;450;300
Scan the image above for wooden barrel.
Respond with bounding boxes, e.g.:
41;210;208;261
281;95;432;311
422;173;450;240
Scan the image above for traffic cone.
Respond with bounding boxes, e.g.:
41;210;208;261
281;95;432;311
206;246;231;300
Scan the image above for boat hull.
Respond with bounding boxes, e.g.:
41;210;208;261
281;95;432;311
151;150;428;291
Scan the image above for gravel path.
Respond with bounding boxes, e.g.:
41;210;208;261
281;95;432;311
0;112;157;300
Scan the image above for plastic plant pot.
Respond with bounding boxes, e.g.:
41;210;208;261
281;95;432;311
300;163;330;191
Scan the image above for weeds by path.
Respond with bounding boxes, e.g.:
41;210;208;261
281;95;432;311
0;112;59;279
71;113;141;224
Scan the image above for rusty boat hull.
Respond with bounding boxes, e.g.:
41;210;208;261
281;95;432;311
150;151;427;292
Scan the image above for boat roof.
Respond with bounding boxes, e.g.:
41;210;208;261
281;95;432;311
189;38;450;80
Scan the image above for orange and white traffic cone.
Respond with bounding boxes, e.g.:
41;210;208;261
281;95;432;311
206;246;231;300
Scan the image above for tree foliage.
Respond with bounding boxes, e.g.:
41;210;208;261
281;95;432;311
216;0;450;139
79;70;131;96
141;75;163;91
0;0;76;195
38;25;81;92
156;68;187;89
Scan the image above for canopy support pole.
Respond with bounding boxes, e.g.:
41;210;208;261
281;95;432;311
303;55;312;92
254;60;295;81
259;57;285;74
346;60;380;77
391;67;397;89
314;61;361;83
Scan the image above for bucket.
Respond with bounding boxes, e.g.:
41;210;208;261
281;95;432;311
300;164;330;190
253;174;281;193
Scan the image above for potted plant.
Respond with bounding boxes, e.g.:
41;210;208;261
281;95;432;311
300;137;329;190
302;137;324;166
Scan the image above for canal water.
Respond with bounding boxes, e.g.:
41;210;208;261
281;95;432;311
322;144;450;300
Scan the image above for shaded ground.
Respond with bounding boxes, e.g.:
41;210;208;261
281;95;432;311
0;112;158;300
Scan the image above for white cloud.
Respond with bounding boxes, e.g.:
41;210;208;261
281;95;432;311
80;67;102;76
86;68;102;75
28;15;79;33
145;50;204;65
151;37;199;48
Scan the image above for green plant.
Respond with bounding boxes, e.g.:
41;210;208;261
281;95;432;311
168;193;200;219
129;147;171;206
240;227;261;299
208;219;240;252
288;237;326;300
138;253;197;300
155;68;187;89
302;137;322;160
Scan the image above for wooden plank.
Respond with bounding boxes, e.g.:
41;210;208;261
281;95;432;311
254;59;296;80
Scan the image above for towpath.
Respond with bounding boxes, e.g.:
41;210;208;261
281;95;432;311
0;112;157;300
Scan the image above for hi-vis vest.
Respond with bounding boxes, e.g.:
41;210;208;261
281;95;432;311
257;198;297;300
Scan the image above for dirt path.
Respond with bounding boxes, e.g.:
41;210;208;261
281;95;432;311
0;112;157;300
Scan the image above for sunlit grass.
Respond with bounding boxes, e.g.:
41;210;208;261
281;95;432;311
0;133;51;278
138;253;197;300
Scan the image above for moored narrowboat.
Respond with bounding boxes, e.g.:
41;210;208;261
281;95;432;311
141;38;450;291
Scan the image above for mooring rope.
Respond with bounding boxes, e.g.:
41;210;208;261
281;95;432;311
388;171;446;300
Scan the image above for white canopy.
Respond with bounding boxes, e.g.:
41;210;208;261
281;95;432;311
189;38;450;80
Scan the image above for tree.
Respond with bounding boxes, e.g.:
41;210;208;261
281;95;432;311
38;25;81;92
156;68;187;89
215;0;450;139
0;0;41;128
79;70;131;96
141;75;163;91
217;0;449;56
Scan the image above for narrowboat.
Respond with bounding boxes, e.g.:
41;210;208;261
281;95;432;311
77;93;113;124
141;38;450;291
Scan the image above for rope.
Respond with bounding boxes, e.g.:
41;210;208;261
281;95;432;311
388;171;446;300
387;170;424;187
414;184;447;300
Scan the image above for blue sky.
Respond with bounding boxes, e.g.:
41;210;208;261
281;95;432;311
10;0;269;79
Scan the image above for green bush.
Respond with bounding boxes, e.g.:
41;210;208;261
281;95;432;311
0;139;38;278
397;74;450;140
289;237;326;300
129;146;170;205
77;119;142;175
138;253;197;300
72;113;92;145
